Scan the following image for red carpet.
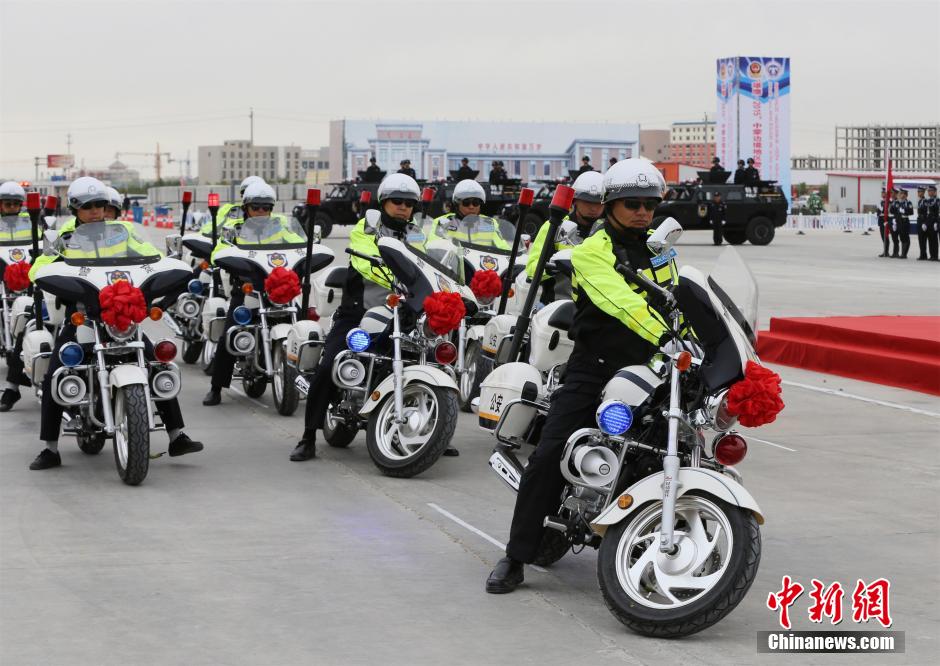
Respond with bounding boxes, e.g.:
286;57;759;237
757;316;940;396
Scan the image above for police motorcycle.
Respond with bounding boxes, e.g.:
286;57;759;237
162;207;241;371
481;218;781;637
300;213;466;478
433;215;528;412
212;214;334;414
31;223;196;485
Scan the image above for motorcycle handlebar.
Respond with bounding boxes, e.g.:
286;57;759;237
345;247;385;267
616;263;676;307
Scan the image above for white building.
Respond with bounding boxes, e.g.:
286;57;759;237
328;119;640;183
198;140;305;185
827;171;939;213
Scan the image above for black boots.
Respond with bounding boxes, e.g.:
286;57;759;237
202;388;221;406
290;439;317;461
29;448;61;470
0;388;20;412
168;434;204;457
486;557;524;594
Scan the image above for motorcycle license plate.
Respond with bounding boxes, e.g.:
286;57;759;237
294;375;310;396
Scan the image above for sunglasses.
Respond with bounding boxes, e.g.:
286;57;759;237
388;198;415;207
620;199;661;212
247;204;273;212
460;199;483;207
80;201;108;210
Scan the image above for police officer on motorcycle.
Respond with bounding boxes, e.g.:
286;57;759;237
0;181;32;411
433;180;509;248
486;159;678;593
526;170;604;302
27;177;203;470
290;173;441;461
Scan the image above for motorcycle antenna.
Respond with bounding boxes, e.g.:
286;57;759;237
497;187;534;315
207;192;220;292
300;188;321;316
25;192;44;326
506;185;573;362
179;190;192;236
420;186;435;219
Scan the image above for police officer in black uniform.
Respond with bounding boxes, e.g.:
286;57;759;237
397;160;416;179
744;158;760;185
916;186;929;260
876;188;890;257
733;159;747;184
706;191;727;245
884;189;901;257
893;188;913;259
364;157;382;180
455;158;475;181
925;184;939;261
578;155;594;174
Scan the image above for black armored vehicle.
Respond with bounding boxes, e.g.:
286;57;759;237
655;176;788;245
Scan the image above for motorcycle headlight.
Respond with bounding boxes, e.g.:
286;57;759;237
58;341;84;367
106;322;138;342
187;279;204;295
232;305;252;325
596;400;633;436
345;327;370;353
706;390;737;432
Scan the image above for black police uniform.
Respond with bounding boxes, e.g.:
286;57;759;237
744;165;760;185
578;162;594;174
456;165;475;180
925;192;940;260
893;197;914;258
706;199;727;245
504;223;668;564
916;191;929;259
733;165;747;184
397;165;416;179
876;196;890;257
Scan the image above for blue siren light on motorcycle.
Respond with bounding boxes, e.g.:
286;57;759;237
596;400;633;436
58;342;84;368
345;328;371;353
232;306;252;325
187;279;204;295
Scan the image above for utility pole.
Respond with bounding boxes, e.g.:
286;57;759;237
155;142;162;182
34;156;40;182
250;107;254;146
66;132;72;155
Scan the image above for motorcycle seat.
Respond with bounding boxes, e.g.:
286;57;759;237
547;300;575;331
325;267;347;289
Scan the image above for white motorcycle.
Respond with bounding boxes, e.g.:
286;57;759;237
481;221;778;637
299;231;465;478
212;215;335;415
32;223;195;485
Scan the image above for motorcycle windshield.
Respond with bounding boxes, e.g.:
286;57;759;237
54;222;162;266
707;247;759;345
0;215;32;246
229;215;307;250
433;214;514;254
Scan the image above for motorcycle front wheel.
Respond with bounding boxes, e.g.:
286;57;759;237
458;341;488;413
272;344;299;416
366;382;457;478
112;384;150;486
200;340;216;375
596;492;760;638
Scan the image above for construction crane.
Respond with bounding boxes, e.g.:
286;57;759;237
168;151;192;181
114;143;169;181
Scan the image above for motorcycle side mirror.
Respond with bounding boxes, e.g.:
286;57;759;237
365;209;381;227
42;229;58;255
647;217;683;255
470;396;480;414
521;233;531;249
165;234;183;258
43;215;57;230
313;224;322;243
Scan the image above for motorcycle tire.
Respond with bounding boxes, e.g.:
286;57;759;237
272;345;299;417
323;407;358;448
532;528;570;567
458;341;488;413
243;374;267;399
112;384;150;486
596;492;761;638
77;432;106;455
200;340;216;375
366;382;457;478
182;339;204;365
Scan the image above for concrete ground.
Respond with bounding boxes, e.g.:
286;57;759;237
1;226;938;665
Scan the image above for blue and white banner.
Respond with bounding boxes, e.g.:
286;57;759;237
717;56;791;204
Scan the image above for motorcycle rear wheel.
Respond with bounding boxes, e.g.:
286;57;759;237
243;373;267;399
324;406;358;448
77;432;106;455
596;492;760;638
182;338;204;365
366;382;457;478
532;528;569;567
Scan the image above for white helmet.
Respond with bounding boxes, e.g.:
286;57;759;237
0;181;26;203
67;177;109;209
377;173;420;202
602;158;665;204
453;179;486;204
242;181;277;206
106;187;123;211
571;171;604;203
239;175;265;193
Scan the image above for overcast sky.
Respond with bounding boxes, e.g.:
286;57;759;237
2;0;938;180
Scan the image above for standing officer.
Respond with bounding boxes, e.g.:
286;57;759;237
706;191;727;245
397;160;417;179
486;159;677;593
456;158;476;181
925;184;939;261
876;188;889;257
291;174;426;461
885;189;902;258
578;155;594;174
916;186;929;260
744;158;760;185
733;160;747;184
364;157;383;181
893;188;913;259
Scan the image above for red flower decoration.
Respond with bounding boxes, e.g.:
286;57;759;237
265;266;301;304
3;261;31;293
469;269;503;300
726;360;785;427
99;281;147;332
423;291;466;335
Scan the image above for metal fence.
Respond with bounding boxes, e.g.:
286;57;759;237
785;213;876;231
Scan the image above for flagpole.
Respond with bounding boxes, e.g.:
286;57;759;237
883;148;892;256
